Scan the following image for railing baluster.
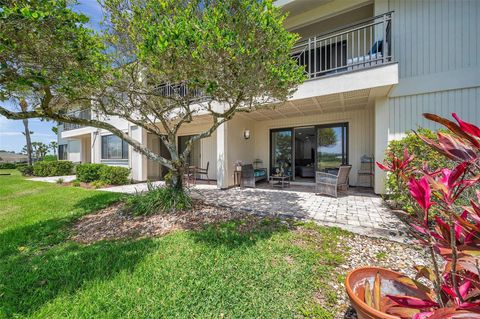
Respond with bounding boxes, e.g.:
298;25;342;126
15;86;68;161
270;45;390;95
357;29;360;67
340;34;343;68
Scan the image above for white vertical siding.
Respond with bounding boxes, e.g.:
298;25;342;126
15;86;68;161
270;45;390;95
388;87;480;139
384;0;480;79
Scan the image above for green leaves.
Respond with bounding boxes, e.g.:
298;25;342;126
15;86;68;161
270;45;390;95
0;0;106;101
104;0;305;101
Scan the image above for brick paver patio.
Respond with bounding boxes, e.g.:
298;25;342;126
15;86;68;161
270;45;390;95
99;181;408;242
193;185;408;242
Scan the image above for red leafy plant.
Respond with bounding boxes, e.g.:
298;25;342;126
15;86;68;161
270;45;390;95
373;113;480;318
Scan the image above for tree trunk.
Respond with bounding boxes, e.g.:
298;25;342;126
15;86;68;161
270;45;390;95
23;119;33;165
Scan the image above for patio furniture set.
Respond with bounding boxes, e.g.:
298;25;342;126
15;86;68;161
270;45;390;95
237;163;353;197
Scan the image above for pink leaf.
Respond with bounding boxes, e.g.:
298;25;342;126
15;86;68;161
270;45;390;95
459;280;472;300
387;295;438;309
376;161;392;172
453;113;480;139
409;177;434;212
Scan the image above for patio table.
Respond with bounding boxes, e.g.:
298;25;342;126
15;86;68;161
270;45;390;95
270;175;290;188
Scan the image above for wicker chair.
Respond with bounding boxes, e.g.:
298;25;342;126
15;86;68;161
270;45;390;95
315;165;352;198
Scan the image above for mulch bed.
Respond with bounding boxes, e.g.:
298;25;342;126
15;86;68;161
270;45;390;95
71;201;256;244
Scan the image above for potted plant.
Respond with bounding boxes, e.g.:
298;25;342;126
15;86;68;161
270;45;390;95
346;113;480;318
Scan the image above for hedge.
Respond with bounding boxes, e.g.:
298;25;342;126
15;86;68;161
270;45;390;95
32;160;74;177
76;163;130;185
18;165;33;176
0;163;16;169
76;163;104;183
385;128;456;212
99;165;130;185
43;155;57;162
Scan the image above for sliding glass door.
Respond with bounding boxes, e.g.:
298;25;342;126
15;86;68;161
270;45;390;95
270;123;348;180
316;123;348;173
270;129;293;176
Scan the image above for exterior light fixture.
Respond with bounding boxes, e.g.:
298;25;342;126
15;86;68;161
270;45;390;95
243;129;251;140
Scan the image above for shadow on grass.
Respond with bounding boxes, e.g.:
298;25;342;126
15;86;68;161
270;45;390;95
0;191;153;318
0;219;156;317
72;191;124;214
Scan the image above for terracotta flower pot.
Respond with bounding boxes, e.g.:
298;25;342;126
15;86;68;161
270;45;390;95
345;267;403;319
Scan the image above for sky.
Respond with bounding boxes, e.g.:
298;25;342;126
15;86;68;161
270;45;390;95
0;0;103;153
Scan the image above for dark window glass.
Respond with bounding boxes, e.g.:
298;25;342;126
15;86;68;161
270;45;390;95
58;144;68;160
101;135;128;159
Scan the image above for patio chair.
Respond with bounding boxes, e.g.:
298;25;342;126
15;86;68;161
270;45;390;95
183;165;196;185
196;162;210;184
315;165;352;198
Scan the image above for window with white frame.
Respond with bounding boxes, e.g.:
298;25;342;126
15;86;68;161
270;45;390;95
101;135;128;160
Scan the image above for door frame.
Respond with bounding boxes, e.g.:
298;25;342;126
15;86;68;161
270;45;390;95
269;122;349;181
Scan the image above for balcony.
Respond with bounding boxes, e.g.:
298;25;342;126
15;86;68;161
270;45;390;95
155;83;209;104
291;12;393;80
63;109;91;131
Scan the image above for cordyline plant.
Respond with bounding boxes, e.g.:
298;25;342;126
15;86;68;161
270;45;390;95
374;113;480;318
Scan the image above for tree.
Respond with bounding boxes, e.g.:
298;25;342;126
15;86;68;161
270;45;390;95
318;128;337;147
22;142;48;160
0;0;305;191
49;141;58;156
19;99;33;165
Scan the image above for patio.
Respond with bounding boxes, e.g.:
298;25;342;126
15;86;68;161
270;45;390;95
195;185;408;242
100;180;409;242
26;175;408;242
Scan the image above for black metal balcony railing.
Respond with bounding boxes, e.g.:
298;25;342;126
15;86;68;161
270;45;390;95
63;109;91;131
155;83;208;104
291;12;393;80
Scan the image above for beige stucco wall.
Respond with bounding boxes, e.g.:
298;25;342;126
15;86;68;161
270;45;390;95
224;116;256;186
251;106;375;187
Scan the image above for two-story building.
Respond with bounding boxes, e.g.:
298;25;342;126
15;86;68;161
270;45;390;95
58;0;480;194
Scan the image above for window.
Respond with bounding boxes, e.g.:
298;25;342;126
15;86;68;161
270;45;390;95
58;144;68;160
101;135;128;160
316;123;348;172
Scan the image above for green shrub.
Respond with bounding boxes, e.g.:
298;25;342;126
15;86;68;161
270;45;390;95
91;180;107;189
72;180;81;187
0;163;16;169
56;178;64;184
17;165;33;176
43;155;57;162
15;163;28;169
124;182;192;216
76;163;105;182
32;160;74;177
99;165;130;185
385;128;462;212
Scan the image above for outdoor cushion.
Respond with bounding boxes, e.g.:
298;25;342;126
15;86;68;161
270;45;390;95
254;169;266;177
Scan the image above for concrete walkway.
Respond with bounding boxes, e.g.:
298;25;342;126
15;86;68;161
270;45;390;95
101;182;408;242
28;175;77;183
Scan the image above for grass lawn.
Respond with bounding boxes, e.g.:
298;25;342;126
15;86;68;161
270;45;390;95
0;169;349;319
